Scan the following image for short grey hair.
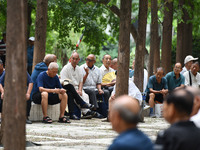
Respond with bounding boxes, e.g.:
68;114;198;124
48;62;59;69
43;54;56;65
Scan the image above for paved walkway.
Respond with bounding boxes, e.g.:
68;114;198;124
22;117;169;150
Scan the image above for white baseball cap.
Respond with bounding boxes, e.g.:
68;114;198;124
29;37;35;41
184;55;198;64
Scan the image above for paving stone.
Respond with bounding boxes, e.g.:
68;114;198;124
24;117;169;149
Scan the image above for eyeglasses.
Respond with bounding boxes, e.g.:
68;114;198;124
86;58;95;62
72;57;79;61
174;67;181;70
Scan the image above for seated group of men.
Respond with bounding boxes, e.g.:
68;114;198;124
108;55;200;150
108;87;200;149
145;55;200;117
0;52;124;124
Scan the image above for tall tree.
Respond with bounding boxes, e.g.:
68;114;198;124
3;0;27;149
176;0;193;65
32;0;48;69
149;0;159;76
183;1;193;56
176;0;185;64
154;36;161;72
134;0;148;92
161;0;173;73
115;0;132;97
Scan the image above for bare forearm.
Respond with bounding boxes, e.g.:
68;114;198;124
149;88;161;94
97;84;101;91
39;87;57;93
27;83;33;94
78;82;83;91
0;84;4;94
83;73;88;84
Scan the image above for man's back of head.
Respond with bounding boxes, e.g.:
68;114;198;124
163;88;194;124
110;95;141;133
108;95;154;150
43;54;57;66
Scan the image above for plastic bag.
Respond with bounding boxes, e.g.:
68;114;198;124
155;103;163;118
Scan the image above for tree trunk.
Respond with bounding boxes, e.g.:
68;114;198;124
115;0;131;97
32;0;48;70
61;50;68;67
108;2;150;69
154;36;161;72
134;0;148;92
161;0;173;73
149;0;159;76
183;1;193;59
27;1;33;40
3;0;27;149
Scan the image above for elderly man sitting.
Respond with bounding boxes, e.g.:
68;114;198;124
181;55;198;74
184;61;200;88
32;62;69;123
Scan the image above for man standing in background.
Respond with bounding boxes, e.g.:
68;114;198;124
27;37;35;75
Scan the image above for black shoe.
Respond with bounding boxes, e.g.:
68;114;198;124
26;118;32;124
93;112;104;119
81;114;92;119
101;117;109;122
82;103;95;110
70;115;80;120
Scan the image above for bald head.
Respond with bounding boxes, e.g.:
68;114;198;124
113;95;140;115
87;54;96;61
86;54;96;67
185;86;200;116
110;95;141;133
173;62;182;75
110;58;118;70
43;54;57;66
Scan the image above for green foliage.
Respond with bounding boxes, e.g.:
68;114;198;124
192;35;200;61
48;0;110;55
0;0;6;35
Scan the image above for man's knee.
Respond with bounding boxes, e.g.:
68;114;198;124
149;93;155;99
41;92;48;100
60;93;68;102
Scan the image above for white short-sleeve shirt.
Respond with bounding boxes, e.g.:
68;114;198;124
60;63;83;89
112;79;142;105
80;63;102;89
183;71;200;88
100;64;114;78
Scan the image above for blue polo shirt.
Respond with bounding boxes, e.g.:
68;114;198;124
165;71;185;91
145;75;168;93
108;128;153;150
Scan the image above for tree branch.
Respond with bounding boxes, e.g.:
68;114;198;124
80;0;139;46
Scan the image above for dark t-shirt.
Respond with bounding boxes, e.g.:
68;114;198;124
145;75;168;93
155;121;200;150
108;128;153;150
33;71;62;94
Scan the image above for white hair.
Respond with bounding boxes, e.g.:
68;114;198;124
48;62;59;69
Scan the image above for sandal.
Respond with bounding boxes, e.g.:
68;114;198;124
42;116;52;124
58;116;71;123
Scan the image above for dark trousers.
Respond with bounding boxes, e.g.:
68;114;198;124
63;84;86;117
0;98;31;117
27;65;32;75
84;88;110;109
